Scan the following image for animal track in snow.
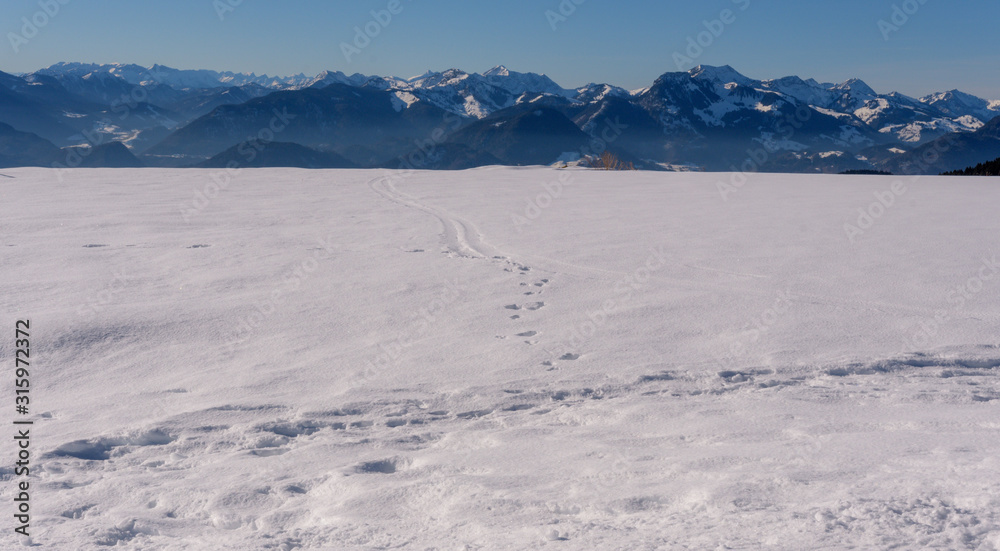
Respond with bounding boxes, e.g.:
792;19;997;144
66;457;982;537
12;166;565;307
355;457;409;474
49;429;175;461
60;504;97;519
456;409;493;419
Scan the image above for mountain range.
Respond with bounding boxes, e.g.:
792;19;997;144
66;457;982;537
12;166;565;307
1;62;998;174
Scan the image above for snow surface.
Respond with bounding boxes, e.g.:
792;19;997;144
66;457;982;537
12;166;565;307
880;117;985;144
2;167;1000;550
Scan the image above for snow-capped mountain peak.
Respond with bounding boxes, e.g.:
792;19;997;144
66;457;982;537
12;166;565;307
483;65;511;77
689;64;754;87
574;83;629;103
480;66;573;98
761;75;838;106
919;89;1000;122
833;78;877;98
407;68;470;89
306;70;369;89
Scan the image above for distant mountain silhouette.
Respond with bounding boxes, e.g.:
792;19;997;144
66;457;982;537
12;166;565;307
0;122;61;167
2;63;999;171
69;142;144;168
196;141;355;169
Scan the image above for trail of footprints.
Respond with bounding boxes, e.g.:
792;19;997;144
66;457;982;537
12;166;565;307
40;345;1000;534
505;277;575;366
488;256;583;369
43;227;1000;545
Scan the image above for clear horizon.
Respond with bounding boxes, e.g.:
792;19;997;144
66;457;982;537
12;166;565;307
2;0;998;99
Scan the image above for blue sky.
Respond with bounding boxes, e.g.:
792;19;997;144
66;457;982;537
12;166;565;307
3;0;998;98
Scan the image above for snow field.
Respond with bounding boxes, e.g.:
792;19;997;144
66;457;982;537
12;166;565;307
1;167;999;549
